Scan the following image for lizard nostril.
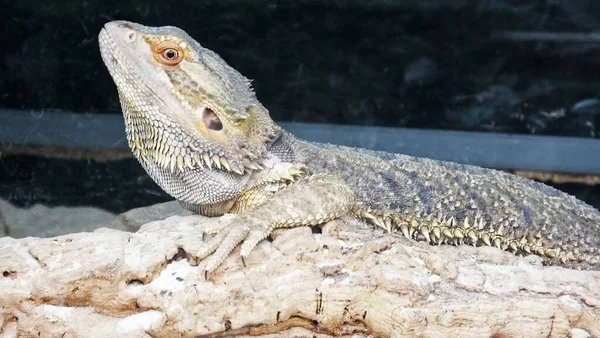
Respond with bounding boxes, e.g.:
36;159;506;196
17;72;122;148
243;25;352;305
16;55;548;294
201;107;223;131
124;31;137;43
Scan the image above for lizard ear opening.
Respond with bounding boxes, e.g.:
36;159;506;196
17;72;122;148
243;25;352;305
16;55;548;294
202;107;223;131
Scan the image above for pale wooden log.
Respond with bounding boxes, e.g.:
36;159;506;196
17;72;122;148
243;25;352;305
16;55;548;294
1;213;599;338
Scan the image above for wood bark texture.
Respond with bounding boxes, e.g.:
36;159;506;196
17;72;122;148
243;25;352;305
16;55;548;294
1;214;599;338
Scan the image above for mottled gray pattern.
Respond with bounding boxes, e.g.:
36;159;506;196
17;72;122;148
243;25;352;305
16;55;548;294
285;134;600;269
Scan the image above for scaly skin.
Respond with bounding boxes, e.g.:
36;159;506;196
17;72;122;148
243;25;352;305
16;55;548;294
98;21;600;274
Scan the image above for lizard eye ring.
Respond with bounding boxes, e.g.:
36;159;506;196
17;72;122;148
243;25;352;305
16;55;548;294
153;41;184;66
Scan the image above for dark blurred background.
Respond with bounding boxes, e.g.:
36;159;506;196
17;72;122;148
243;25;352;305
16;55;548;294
1;0;599;216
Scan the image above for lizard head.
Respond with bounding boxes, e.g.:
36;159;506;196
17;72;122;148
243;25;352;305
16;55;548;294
98;20;279;175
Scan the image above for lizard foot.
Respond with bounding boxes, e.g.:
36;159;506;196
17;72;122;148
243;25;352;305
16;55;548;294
197;215;273;276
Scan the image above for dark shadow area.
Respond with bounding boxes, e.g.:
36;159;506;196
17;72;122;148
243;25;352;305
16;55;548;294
1;1;599;136
0;155;171;213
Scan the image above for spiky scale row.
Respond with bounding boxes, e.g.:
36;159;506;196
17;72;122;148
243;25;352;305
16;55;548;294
128;128;265;176
357;207;597;266
122;93;264;177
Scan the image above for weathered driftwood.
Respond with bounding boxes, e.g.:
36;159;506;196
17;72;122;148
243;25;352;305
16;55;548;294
1;213;599;338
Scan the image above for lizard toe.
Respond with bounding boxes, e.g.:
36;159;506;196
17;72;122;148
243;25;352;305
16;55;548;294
240;225;272;257
203;225;251;273
196;228;229;260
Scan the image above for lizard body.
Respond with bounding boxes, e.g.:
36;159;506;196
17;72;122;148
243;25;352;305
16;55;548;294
98;21;600;273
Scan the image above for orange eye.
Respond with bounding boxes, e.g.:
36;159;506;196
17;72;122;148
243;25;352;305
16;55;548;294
153;41;184;66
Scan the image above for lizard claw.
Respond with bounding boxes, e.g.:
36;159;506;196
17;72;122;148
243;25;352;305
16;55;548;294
197;228;229;260
198;216;271;274
240;227;272;257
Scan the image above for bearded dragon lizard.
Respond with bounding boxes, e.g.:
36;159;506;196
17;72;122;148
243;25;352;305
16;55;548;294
98;20;600;275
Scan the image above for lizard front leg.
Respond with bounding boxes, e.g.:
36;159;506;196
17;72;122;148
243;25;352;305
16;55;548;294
196;174;356;274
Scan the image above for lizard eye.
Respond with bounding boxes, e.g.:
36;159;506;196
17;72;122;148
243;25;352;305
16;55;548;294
153;40;184;66
202;107;223;131
163;49;177;59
